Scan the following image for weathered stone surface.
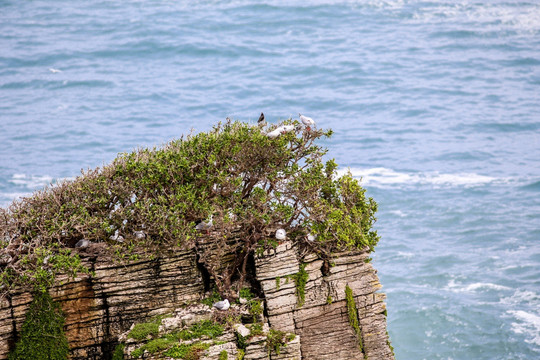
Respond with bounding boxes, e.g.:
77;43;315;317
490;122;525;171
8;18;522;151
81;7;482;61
256;244;394;360
0;241;394;360
0;247;204;360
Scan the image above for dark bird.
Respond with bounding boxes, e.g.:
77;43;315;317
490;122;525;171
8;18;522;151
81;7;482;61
258;112;266;127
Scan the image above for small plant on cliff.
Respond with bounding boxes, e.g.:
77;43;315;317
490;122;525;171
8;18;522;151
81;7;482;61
0;119;379;299
9;290;69;360
292;263;309;307
345;284;363;352
265;328;295;356
218;350;228;360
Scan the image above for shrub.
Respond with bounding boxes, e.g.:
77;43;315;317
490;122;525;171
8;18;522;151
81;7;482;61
0;120;379;298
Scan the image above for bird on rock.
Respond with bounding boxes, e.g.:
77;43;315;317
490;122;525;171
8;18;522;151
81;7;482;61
275;228;287;241
213;299;230;311
299;114;315;131
258;112;266;127
196;215;213;234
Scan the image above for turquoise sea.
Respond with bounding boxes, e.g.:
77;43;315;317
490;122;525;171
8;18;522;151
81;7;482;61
1;1;539;358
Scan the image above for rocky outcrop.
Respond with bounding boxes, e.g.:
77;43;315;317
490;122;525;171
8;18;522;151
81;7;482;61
0;241;394;360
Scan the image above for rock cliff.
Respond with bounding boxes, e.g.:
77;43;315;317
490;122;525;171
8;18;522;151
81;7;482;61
0;239;393;360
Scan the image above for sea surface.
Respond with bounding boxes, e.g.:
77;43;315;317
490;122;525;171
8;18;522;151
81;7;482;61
1;1;540;358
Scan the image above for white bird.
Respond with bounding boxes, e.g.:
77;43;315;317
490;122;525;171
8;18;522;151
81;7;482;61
110;230;125;242
75;239;90;248
266;127;283;139
275;228;287;241
213;299;230;311
299;114;315;130
49;68;62;73
307;233;316;242
196;215;213;233
134;231;146;239
281;125;295;133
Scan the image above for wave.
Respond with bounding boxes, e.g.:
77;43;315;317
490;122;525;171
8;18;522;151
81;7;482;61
508;310;540;346
521;180;540;192
445;279;511;293
338;167;505;188
8;174;55;189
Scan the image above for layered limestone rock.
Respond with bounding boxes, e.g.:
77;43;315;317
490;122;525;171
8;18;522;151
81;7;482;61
256;242;393;360
0;241;394;360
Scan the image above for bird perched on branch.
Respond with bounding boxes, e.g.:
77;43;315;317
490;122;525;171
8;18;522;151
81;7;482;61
196;215;213;233
258;112;266;127
275;228;287;241
299;113;315;131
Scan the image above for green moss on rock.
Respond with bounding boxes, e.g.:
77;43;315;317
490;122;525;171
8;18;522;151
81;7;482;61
9;290;69;360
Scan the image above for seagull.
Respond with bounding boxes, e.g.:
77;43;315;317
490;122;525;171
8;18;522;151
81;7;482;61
134;231;146;239
213;299;230;311
110;230;125;242
75;239;90;248
266;127;283;139
258;112;266;127
281;124;296;133
196;215;213;233
266;124;296;139
299;114;315;131
275;228;286;241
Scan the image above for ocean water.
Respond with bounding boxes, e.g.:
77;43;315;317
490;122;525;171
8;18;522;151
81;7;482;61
1;0;540;358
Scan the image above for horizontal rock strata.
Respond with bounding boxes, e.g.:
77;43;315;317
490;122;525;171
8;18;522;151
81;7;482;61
0;241;394;360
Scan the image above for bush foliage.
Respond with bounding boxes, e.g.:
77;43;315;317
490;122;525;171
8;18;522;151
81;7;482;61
0;119;379;298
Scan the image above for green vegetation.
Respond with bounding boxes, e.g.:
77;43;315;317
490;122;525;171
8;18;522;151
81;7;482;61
249;322;264;337
0;120;379;298
178;320;224;340
345;285;363;352
218;350;228;360
265;329;295;356
236;349;245;360
9;290;69;360
275;276;281;290
326;295;333;304
239;287;255;300
292;263;309;307
202;288;222;307
130;320;223;359
112;343;125;360
128;315;170;340
163;342;210;360
247;299;263;322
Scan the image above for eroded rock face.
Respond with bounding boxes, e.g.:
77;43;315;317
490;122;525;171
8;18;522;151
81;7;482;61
256;242;393;360
0;242;394;360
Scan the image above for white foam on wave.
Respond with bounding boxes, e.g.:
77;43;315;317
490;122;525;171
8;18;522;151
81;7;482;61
410;2;540;33
338;167;500;188
501;290;540;306
508;310;540;346
9;174;54;189
445;279;511;293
